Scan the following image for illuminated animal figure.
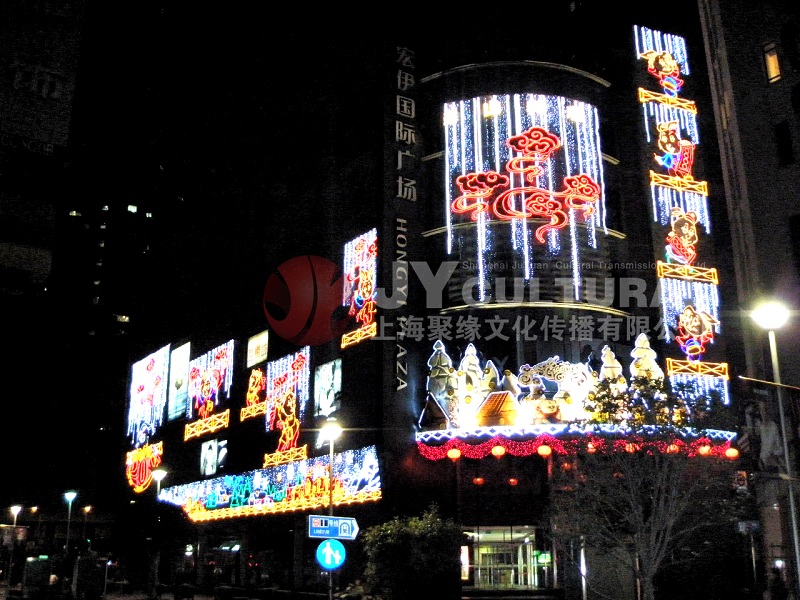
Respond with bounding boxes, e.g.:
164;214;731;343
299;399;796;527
245;367;266;406
452;126;601;243
269;390;300;452
665;207;699;265
655;121;695;179
642;49;684;97
518;357;594;422
676;305;718;361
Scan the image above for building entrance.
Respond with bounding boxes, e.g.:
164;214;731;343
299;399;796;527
462;525;554;590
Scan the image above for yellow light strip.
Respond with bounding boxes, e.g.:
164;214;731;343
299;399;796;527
656;261;718;284
184;410;231;441
184;490;383;522
666;358;729;379
649;171;708;195
440;302;630;317
240;402;267;421
263;444;308;467
341;322;378;348
637;88;697;113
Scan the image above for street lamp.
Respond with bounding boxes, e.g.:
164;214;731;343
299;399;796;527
64;491;77;552
82;506;92;543
10;505;22;527
318;418;342;600
751;301;800;596
319;419;343;517
152;467;168;498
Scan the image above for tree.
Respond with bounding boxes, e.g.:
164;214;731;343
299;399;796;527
549;374;749;600
361;505;466;600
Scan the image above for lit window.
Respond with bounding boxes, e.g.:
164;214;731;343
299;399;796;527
127;204;138;213
101;205;109;211
115;314;130;323
146;212;153;218
765;43;781;83
68;210;81;217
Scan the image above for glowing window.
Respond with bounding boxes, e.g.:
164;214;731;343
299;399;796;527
764;43;781;83
127;204;138;213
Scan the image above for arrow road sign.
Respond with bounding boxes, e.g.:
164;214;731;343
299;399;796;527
308;515;360;540
316;539;346;570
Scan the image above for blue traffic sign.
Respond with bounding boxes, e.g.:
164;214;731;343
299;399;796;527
316;539;346;570
308;515;360;540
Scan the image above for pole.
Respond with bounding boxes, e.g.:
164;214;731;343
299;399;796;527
66;501;73;552
329;437;334;600
455;459;461;523
768;329;800;599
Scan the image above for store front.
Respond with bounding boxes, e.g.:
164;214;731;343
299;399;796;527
461;525;555;591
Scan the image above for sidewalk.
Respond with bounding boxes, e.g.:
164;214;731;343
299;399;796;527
0;585;325;600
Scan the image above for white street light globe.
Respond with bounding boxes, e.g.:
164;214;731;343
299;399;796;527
319;420;343;444
751;301;790;331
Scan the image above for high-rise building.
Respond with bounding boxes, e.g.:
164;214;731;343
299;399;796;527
699;0;800;595
112;5;751;599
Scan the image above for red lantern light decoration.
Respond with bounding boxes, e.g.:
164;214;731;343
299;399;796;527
725;447;739;459
586;442;597;454
508;478;518;486
491;445;506;458
447;448;462;461
473;477;485;486
625;442;639;453
666;443;680;454
697;444;711;456
537;444;552;458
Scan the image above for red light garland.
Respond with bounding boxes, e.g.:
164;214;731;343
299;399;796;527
417;434;737;461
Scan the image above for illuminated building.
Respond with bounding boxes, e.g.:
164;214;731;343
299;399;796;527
4;2;788;598
113;8;753;600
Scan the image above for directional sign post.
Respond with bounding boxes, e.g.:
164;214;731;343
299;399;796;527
316;539;346;571
308;515;360;540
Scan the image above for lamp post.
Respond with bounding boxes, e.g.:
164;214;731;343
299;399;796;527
152;468;168;498
751;301;800;596
10;505;22;527
64;491;77;552
447;448;462;523
82;506;92;543
319;419;343;600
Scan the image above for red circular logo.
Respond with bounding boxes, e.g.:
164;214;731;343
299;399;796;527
263;255;349;346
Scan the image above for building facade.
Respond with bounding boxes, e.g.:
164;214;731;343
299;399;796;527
116;6;747;600
3;2;775;599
